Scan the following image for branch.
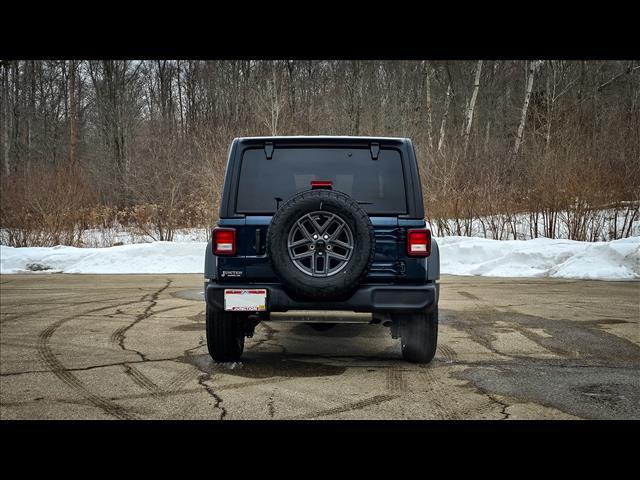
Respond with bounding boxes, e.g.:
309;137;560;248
597;64;640;92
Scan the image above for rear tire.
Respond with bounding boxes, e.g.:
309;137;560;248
306;322;337;331
206;306;245;362
396;309;438;363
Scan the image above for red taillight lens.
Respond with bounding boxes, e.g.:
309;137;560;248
212;228;236;255
407;229;431;257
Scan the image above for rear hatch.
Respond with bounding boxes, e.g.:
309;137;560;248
216;141;426;284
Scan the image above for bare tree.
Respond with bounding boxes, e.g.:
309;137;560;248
257;65;284;135
437;83;453;153
423;61;434;150
512;60;543;161
2;61;10;176
68;60;78;165
463;60;483;156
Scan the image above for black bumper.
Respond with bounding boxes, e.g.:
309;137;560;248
205;282;438;313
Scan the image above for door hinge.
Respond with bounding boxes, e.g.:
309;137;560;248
396;261;406;276
265;141;274;159
370;142;380;160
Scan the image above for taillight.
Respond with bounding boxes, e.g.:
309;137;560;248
407;229;431;257
212;228;236;255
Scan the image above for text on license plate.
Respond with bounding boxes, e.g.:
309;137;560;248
224;289;267;311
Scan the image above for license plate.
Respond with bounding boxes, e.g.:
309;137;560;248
224;289;267;312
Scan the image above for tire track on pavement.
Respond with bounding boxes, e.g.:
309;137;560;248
162;336;208;395
0;294;141;325
290;394;399;419
437;344;458;362
122;364;163;397
415;366;460;419
116;304;194;395
386;369;408;393
36;298;150;420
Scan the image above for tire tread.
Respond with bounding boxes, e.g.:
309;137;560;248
206;306;244;362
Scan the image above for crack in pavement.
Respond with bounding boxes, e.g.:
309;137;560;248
28;283;185;419
175;337;229;420
0;354;194;377
160;337;207;396
110;280;172;362
197;374;227;420
35;298;151;420
485;393;511;419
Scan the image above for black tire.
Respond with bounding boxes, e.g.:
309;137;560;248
206;305;244;362
395;309;438;363
306;322;338;331
267;189;375;301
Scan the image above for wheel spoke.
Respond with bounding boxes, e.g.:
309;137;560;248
309;215;324;235
297;221;314;240
292;250;313;260
329;222;345;241
332;238;353;250
319;214;336;234
290;237;312;248
310;252;317;274
327;251;348;262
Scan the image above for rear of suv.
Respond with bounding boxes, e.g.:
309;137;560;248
204;136;440;363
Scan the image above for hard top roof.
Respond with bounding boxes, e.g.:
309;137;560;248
234;135;411;143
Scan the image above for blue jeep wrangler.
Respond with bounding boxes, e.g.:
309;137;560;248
204;136;440;363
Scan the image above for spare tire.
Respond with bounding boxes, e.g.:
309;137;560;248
267;189;375;301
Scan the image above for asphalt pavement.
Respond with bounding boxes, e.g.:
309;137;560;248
1;274;638;419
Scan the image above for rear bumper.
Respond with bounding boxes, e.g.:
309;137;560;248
205;281;438;313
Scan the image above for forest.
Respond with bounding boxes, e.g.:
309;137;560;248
1;60;638;246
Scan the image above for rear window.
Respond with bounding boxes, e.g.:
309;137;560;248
235;147;407;215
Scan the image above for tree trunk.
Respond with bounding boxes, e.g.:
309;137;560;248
545;60;554;151
424;61;434;150
68;60;78;166
22;60;34;173
437;83;453;153
463;60;483;156
177;60;185;138
484;120;491;154
2;62;10;176
350;60;362;135
512;60;542;161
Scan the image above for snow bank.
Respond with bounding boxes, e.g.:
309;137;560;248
1;237;638;281
438;236;639;281
0;242;208;274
